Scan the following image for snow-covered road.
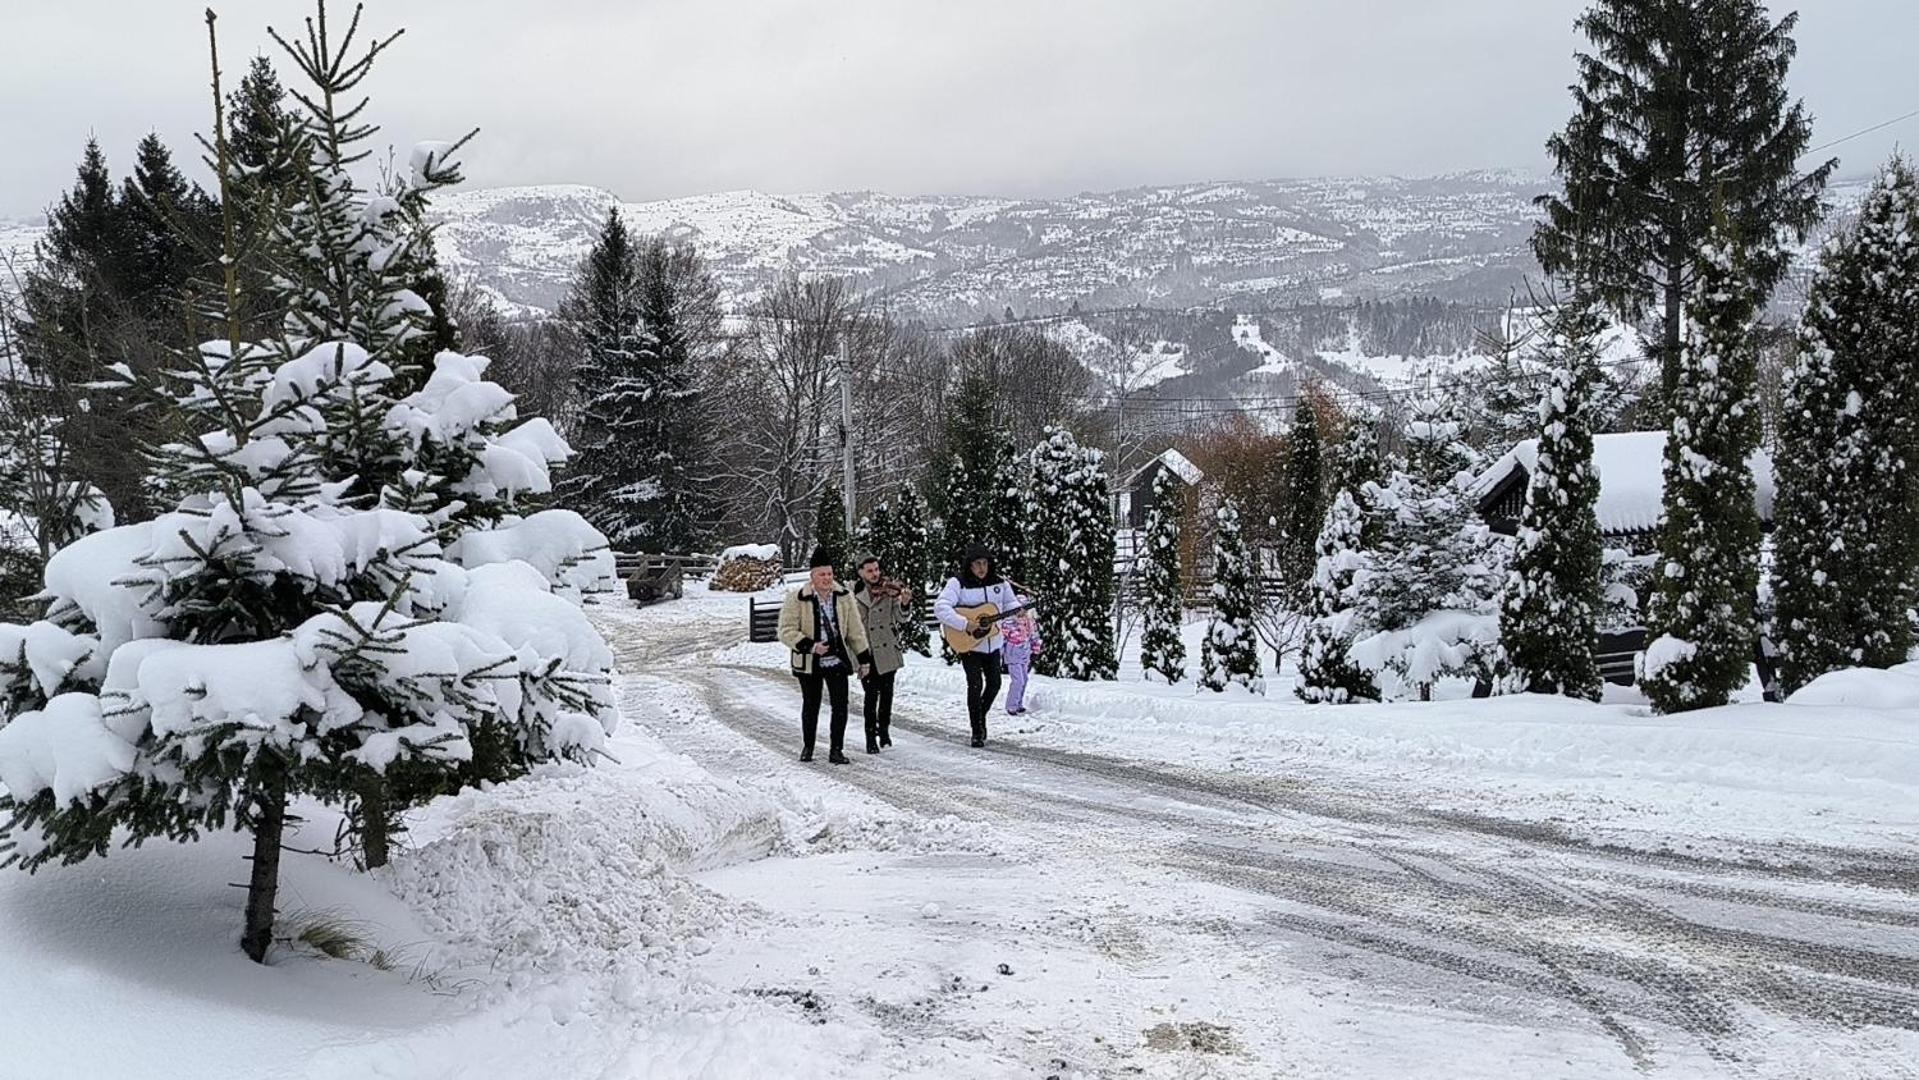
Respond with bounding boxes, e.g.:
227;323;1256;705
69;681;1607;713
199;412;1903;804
607;595;1919;1078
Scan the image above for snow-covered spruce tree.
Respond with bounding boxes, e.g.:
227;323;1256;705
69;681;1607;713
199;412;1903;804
1349;402;1502;700
815;482;850;570
0;4;616;962
1057;434;1117;680
1199;500;1263;693
1498;295;1607;700
553;207;663;549
244;5;578;865
987;441;1029;586
1771;158;1919;695
1295;489;1377;703
933;373;1007;577
1641;236;1764;713
1138;467;1186;683
1025;427;1116;680
1279;395;1326;600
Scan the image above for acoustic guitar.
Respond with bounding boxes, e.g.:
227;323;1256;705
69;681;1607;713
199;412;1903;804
941;601;1037;655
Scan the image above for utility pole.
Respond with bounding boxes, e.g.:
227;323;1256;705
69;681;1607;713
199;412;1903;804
839;331;857;535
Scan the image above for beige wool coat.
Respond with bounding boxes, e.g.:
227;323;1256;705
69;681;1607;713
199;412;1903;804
777;581;872;676
854;585;907;676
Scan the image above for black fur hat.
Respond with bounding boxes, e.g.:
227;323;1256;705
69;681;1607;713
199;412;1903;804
808;545;837;570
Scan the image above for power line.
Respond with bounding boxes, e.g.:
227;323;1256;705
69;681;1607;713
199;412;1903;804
1803;105;1919;159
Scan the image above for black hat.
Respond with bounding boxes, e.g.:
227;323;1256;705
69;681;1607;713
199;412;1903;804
963;544;993;565
809;545;837;570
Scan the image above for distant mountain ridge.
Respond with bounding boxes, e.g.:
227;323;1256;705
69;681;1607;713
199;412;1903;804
426;171;1554;320
2;172;1869;411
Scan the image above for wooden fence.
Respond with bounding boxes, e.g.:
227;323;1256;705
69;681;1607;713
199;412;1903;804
613;551;723;579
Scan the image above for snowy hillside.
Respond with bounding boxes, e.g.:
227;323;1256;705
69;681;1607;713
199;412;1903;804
0;219;38;287
427;171;1548;319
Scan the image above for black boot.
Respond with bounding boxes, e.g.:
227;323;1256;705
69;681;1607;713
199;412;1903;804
829;750;851;764
800;747;814;762
879;723;891;748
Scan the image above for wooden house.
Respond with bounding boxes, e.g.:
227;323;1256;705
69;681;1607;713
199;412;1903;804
1469;430;1777;688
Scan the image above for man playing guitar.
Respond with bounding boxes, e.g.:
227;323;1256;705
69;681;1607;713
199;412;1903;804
933;544;1022;747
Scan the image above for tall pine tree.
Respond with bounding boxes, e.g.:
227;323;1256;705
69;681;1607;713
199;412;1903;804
933;373;1008;576
987;440;1029;586
1770;158;1919;694
1534;0;1831;408
815;482;851;569
1331;412;1385;534
631;234;717;550
0;2;613;962
118;133;216;319
1641;234;1764;712
1498;296;1607;700
1199;500;1263;693
1138;467;1186;683
555;207;662;549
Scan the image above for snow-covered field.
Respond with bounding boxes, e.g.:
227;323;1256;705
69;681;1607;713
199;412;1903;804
4;582;1915;1078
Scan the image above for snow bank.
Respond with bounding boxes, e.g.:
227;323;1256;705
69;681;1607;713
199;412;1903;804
1787;663;1919;712
895;656;1919;847
385;728;780;977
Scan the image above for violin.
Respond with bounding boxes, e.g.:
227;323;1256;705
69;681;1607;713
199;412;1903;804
866;577;910;601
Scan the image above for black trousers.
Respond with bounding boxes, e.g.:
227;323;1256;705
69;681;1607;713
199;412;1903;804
862;669;896;747
797;669;850;756
960;651;1002;739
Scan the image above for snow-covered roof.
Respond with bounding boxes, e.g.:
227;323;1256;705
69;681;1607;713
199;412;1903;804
1471;431;1776;535
1127;448;1204;489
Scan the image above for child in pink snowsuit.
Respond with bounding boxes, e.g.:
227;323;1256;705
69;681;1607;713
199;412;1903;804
1002;595;1040;715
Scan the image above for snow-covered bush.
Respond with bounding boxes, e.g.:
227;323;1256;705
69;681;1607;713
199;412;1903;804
1295;490;1377;703
1138;468;1186;683
1199;501;1263;693
1348;409;1505;701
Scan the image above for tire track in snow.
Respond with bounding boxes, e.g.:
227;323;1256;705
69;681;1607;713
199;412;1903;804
611;613;1919;1073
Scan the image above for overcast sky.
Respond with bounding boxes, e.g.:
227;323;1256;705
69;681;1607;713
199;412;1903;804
3;0;1916;218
